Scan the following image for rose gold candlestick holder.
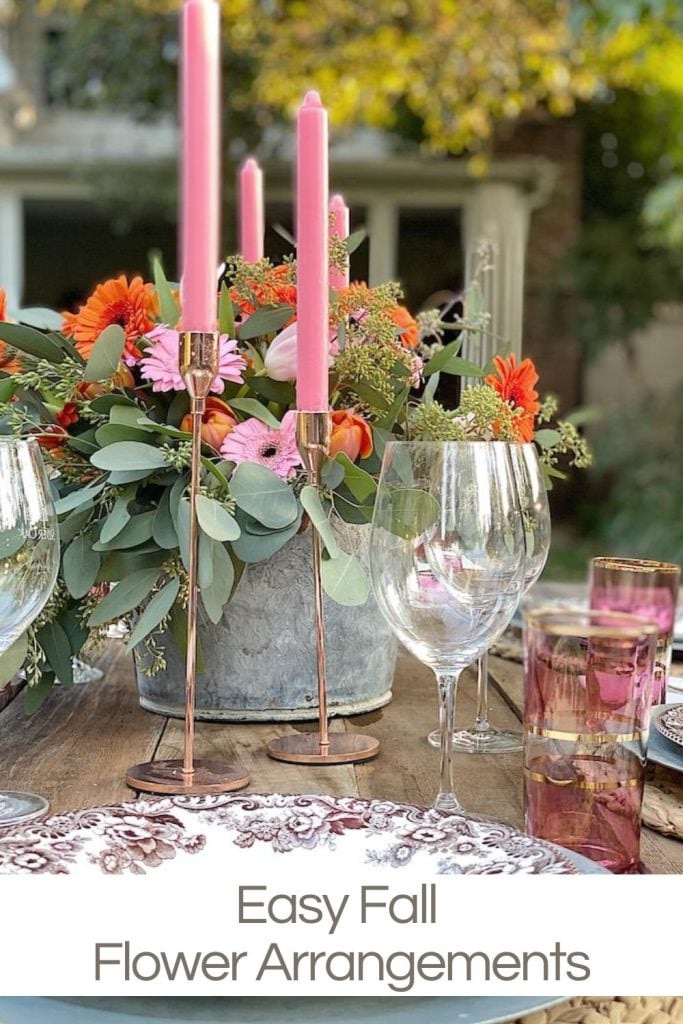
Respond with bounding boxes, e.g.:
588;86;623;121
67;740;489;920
266;410;380;766
127;331;250;796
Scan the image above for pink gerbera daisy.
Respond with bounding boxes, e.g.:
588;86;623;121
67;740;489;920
221;410;301;481
139;325;246;393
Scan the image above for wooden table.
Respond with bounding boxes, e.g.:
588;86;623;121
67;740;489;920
1;641;682;873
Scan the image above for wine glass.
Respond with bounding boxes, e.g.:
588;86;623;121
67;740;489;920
370;441;525;812
428;441;551;753
0;437;60;826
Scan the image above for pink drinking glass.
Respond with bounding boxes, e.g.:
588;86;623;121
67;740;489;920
589;557;680;705
523;609;657;873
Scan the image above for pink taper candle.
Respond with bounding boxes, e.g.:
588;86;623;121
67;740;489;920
296;91;329;412
329;193;350;290
180;0;220;332
239;157;264;262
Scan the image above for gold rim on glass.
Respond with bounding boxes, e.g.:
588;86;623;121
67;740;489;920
591;556;680;575
524;607;659;639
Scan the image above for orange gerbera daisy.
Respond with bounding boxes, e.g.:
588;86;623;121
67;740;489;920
390;305;419;349
485;354;540;442
62;275;158;362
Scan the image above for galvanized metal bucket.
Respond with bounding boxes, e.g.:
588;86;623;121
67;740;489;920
134;521;396;721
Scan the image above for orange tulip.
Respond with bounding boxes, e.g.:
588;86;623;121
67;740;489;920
180;396;237;451
391;305;419;349
329;409;373;462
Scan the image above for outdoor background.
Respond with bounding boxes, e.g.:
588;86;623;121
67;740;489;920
1;0;682;573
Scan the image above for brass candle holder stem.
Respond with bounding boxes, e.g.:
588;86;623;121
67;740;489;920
266;410;380;766
126;331;250;796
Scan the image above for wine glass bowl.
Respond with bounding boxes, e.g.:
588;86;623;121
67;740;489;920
430;441;551;754
370;441;525;812
0;437;60;826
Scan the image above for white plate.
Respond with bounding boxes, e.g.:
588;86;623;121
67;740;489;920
0;793;583;877
0;996;569;1024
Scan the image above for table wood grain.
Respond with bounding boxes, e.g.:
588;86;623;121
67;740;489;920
1;641;681;873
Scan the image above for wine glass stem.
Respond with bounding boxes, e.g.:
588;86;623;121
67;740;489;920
435;670;463;813
474;650;491;734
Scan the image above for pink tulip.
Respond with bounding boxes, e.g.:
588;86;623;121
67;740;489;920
264;322;298;381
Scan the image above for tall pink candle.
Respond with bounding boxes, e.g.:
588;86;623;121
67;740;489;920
180;0;220;332
329;193;350;290
296;91;329;412
239;157;264;262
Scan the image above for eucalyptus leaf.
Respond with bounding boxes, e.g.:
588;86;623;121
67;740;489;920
95;423;151;446
110;405;150;428
199;535;234;623
97;548;166;582
228;397;281;428
378;386;410;430
54;481;106;516
153;256;181;328
107;469;158;485
89;394;137;414
91;442;168;472
232;508;302;563
320;552;370;606
389;487;441;539
66;432;99;456
333;485;374;525
16;307;64;331
321;457;345;490
58;506;93;546
36;620;73;686
63;532;101;598
0;633;28;686
534;428;562;448
0;322;66;363
300;486;340;558
153;488;178;549
83;324;126;382
94;510;155;551
88;568;161;627
195;494;241;542
231;462;298;529
176;498;191;571
238;305;295;341
0;527;26;559
126;576;181;651
99;485;136;544
334;453;378;503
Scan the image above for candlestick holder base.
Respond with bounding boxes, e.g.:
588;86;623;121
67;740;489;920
266;733;380;765
126;758;250;796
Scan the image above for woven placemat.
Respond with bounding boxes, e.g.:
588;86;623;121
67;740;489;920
643;768;683;839
518;998;683;1024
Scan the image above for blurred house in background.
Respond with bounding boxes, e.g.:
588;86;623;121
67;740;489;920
0;0;590;411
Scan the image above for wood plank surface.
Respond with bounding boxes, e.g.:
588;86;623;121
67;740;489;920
0;643;164;813
1;638;682;873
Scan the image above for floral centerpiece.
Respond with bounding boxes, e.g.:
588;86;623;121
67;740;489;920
0;247;589;713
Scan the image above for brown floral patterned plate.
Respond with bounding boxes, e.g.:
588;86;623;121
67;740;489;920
0;792;586;877
654;704;683;750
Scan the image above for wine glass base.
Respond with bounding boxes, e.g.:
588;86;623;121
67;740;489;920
0;791;49;828
427;728;523;754
267;732;380;765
